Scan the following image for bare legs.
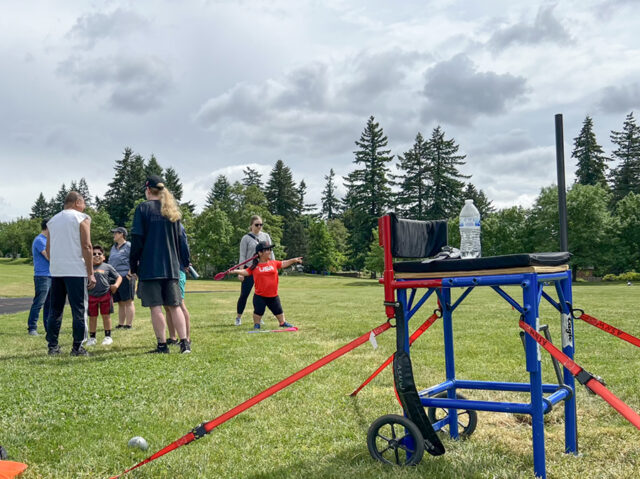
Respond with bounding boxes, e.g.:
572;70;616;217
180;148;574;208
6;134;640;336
151;305;187;342
117;300;135;327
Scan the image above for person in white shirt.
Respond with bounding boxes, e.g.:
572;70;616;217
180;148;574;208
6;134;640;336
45;191;96;357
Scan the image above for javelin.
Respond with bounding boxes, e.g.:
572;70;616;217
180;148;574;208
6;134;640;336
214;254;258;280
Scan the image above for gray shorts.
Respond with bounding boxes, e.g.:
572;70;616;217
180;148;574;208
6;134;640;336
137;279;182;307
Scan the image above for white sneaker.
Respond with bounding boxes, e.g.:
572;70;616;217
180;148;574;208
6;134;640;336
102;336;113;346
86;337;97;346
260;318;264;325
235;317;242;326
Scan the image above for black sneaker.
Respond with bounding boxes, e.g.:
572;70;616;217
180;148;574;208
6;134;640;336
147;345;170;354
115;324;125;329
179;339;191;354
166;338;179;345
70;346;89;357
48;345;61;356
124;325;132;329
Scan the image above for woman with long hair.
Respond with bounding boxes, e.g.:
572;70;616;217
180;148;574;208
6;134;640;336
234;215;274;326
129;175;191;354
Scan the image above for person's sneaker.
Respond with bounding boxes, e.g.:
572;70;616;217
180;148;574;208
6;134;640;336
253;323;261;330
124;325;132;329
102;336;113;346
28;330;39;336
279;322;294;328
115;324;125;329
70;346;89;357
260;318;264;325
85;337;97;346
147;345;169;354
179;339;191;354
235;317;242;326
48;345;61;356
166;338;179;345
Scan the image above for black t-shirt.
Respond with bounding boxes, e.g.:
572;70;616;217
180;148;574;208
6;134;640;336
130;200;182;281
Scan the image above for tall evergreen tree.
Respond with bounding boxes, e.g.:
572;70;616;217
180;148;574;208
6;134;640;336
296;179;316;215
102;148;147;226
53;183;68;214
205;175;233;211
242;166;264;189
393;132;430;219
609;112;640;203
342;116;394;268
164;167;183;201
424;126;469;219
572;116;609;187
145;155;163;177
462;183;495;219
30;193;49;219
265;160;299;219
77;178;92;207
321;168;341;220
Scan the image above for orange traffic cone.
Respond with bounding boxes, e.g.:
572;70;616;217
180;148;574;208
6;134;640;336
0;460;28;479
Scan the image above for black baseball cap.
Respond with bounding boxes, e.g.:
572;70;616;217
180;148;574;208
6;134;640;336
111;226;127;237
255;241;275;254
143;175;165;191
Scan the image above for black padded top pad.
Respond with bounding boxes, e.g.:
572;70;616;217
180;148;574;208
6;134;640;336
389;213;448;258
393;252;571;274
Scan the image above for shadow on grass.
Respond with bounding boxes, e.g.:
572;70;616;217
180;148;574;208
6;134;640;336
344;281;382;287
242;442;532;479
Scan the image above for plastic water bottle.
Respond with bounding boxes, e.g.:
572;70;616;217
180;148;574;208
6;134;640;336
459;199;481;258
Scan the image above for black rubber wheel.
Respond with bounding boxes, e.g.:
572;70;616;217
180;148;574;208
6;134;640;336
367;414;425;466
426;392;478;439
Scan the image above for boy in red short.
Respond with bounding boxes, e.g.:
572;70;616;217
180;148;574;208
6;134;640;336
231;241;302;330
86;245;122;346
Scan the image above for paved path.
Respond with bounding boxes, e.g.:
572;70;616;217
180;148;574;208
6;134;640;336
0;297;32;315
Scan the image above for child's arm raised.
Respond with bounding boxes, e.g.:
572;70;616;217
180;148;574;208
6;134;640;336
230;268;251;277
281;257;303;269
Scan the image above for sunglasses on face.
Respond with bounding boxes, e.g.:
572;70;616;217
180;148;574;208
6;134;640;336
253;223;263;227
93;252;103;256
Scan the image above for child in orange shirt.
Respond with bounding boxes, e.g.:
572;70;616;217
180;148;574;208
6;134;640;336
231;241;302;330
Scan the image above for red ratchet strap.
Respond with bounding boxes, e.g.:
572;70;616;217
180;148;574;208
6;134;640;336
108;320;392;478
350;311;440;397
519;320;640;430
573;309;640;349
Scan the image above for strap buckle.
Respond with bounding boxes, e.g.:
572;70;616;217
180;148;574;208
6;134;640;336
192;422;207;439
576;369;606;395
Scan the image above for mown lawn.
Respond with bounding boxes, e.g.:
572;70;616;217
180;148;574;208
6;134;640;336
0;262;639;478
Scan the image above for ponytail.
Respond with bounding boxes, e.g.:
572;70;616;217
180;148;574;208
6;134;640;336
150;185;181;222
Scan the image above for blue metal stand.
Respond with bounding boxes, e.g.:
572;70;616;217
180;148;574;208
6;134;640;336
396;270;577;479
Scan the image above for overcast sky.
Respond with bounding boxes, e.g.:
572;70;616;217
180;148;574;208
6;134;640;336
1;0;639;221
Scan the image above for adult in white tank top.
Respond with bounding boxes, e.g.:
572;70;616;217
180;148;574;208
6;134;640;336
45;191;96;357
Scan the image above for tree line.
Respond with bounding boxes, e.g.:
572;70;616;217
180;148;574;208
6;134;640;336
1;113;639;277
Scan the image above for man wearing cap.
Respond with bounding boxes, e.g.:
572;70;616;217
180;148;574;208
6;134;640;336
108;226;136;329
130;175;191;354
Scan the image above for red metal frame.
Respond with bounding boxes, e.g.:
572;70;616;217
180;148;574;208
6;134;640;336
379;215;442;319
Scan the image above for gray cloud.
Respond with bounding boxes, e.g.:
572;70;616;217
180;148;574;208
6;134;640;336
421;54;527;126
488;5;571;52
195;49;428;157
67;8;149;49
57;55;172;113
596;83;640;114
468;129;535;156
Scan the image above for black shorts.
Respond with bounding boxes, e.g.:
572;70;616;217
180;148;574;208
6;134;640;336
113;275;136;302
253;294;283;317
137;279;181;307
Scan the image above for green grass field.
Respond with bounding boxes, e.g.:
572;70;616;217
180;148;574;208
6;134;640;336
1;261;639;478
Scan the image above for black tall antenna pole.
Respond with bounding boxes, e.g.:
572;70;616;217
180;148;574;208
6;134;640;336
555;114;569;252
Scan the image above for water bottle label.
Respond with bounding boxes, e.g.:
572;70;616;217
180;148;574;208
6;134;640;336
459;218;480;227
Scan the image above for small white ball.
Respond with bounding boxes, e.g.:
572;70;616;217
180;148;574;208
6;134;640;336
128;436;149;450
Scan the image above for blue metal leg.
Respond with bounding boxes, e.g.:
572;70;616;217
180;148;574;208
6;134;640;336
441;288;459;439
523;274;546;479
559;273;578;454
